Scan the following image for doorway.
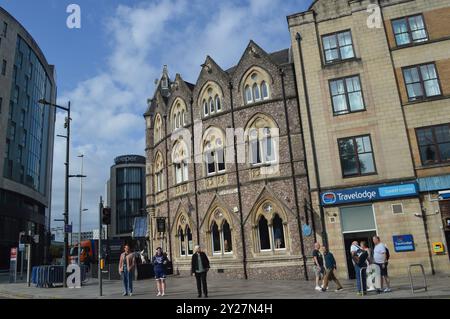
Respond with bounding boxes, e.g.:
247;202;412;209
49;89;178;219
343;231;377;279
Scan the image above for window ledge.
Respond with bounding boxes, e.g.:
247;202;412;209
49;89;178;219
342;172;377;179
416;162;450;170
333;109;367;117
323;57;362;68
403;95;450;106
391;36;450;51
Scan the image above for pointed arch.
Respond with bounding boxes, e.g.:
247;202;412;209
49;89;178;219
202;126;226;175
173;204;194;257
169;97;187;131
197;81;224;117
240;66;273;105
154;113;163;144
245;113;279;166
204;201;235;256
154;151;164;193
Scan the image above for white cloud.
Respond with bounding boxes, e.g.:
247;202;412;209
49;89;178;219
51;0;310;238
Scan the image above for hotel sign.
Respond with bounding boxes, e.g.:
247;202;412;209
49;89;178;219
321;183;418;206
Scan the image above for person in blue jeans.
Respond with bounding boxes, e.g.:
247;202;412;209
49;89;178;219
119;244;136;296
152;247;169;296
351;242;367;296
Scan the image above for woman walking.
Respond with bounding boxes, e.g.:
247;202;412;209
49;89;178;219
119;244;136;296
152;247;169;296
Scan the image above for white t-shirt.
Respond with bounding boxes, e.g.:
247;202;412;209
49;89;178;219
373;243;386;264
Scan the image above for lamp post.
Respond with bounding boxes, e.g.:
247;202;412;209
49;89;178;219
38;99;71;287
76;154;86;265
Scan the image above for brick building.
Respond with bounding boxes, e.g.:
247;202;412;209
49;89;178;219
288;0;450;279
144;42;315;280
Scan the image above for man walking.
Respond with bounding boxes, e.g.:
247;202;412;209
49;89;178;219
312;242;324;291
119;244;136;296
350;241;367;296
191;245;210;298
373;236;391;293
320;246;343;292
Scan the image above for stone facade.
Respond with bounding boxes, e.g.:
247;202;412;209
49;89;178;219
144;42;314;280
288;0;450;278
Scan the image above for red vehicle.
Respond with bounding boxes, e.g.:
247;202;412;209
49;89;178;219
69;240;98;264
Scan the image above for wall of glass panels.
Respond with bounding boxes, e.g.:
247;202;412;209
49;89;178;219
3;36;53;195
116;167;145;234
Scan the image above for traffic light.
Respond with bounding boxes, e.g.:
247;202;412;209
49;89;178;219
102;207;111;225
20;234;32;244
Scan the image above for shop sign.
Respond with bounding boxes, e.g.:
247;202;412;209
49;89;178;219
393;234;415;252
321;183;418;206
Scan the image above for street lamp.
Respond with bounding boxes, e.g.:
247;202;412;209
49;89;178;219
75;154;87;265
39;99;71;288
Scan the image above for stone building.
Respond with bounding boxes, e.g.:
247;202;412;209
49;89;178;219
144;42;316;280
288;0;450;279
0;7;56;269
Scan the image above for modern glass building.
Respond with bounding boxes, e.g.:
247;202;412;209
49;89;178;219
107;155;146;240
0;7;56;270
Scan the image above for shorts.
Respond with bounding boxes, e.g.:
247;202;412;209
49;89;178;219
313;265;324;278
375;263;388;277
155;269;167;280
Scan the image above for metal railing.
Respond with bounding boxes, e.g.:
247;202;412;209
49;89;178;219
408;264;427;294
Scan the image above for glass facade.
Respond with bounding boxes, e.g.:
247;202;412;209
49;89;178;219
116;166;145;234
3;36;53;194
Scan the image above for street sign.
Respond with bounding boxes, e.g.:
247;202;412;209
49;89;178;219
65;224;73;233
9;248;17;283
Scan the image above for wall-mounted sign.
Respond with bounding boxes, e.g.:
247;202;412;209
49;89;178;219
302;224;312;237
321;183;418;206
114;155;146;165
156;217;166;233
393;234;415;252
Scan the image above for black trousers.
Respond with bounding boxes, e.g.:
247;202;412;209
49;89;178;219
195;272;208;296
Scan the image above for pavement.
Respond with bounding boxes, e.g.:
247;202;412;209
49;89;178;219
1;273;450;299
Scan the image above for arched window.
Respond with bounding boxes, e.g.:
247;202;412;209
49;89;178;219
246;115;278;167
242;68;271;105
200;82;224;117
253;83;261;101
172;140;189;184
245;85;253;104
223;221;232;253
261;81;269;100
215;95;221;112
254;201;288;253
186;226;193;255
178;226;186;256
203;127;226;176
203;100;208;116
209;97;214;114
258;216;271;250
170;99;187;132
208;209;233;256
211;222;221;254
154;152;164;193
154;114;163;144
175;214;194;257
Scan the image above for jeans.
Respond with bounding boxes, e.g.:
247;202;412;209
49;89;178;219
355;265;367;292
195;272;208;296
122;270;133;294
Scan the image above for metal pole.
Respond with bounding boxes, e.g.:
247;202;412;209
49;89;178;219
63;102;71;288
99;196;103;297
78;155;84;265
27;231;31;287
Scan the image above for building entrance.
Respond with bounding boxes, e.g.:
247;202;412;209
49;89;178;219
343;231;377;279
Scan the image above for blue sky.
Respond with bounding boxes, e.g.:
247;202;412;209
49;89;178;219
1;0;312;236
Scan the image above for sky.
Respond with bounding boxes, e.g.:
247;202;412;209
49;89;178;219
0;0;312;239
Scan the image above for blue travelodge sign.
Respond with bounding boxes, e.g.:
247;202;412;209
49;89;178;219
321;183;418;206
393;234;415;252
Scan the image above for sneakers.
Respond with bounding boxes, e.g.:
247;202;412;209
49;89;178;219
129;293;133;297
315;286;321;291
383;288;392;293
335;287;343;292
157;292;161;296
122;292;128;296
161;292;165;297
367;287;376;292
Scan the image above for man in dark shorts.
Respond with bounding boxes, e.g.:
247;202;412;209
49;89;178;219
312;242;324;291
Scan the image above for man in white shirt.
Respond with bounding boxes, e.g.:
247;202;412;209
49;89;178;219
373;236;391;293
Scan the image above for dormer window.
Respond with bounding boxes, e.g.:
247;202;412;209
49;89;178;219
200;82;223;117
242;69;271;105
